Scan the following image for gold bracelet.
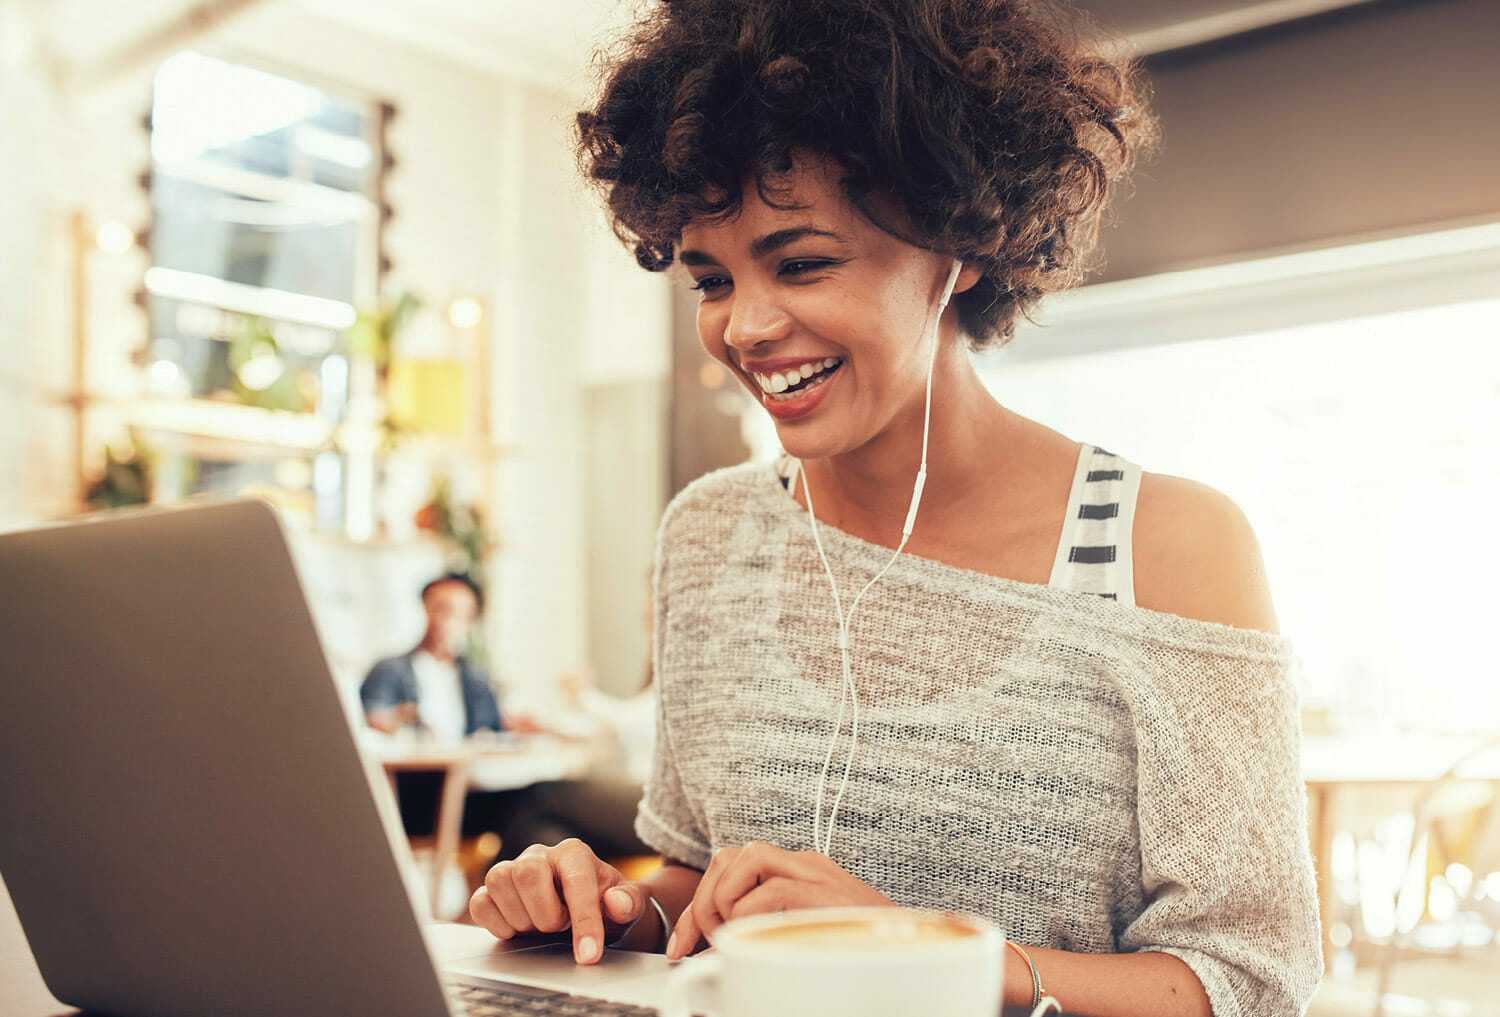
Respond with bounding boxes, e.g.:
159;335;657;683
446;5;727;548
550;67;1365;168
1006;940;1044;1010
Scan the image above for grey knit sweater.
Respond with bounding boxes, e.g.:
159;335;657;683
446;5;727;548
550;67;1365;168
636;459;1322;1016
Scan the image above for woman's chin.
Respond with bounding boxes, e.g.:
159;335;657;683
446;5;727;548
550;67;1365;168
774;421;859;462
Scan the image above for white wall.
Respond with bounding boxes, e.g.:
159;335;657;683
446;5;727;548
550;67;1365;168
0;4;59;528
490;86;673;694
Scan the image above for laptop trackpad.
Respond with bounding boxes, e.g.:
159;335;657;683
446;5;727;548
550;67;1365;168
444;943;675;1008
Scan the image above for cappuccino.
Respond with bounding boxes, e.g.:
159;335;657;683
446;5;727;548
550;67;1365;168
663;907;1004;1017
741;913;978;950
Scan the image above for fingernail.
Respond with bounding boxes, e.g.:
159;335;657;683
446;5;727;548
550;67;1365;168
577;935;599;963
666;932;678;958
605;887;633;915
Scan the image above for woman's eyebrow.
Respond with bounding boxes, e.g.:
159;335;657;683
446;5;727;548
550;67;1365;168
748;226;845;258
679;225;847;266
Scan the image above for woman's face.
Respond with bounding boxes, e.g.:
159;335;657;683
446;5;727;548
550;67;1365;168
679;155;973;461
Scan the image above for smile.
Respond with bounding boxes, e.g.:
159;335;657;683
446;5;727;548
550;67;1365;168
751;358;846;422
751;357;844;396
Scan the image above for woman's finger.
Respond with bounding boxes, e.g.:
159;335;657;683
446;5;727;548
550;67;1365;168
601;878;646;926
728;877;800;919
483;862;535;934
469;885;515;940
553;840;605;964
668;847;735;959
689;847;740;950
510;850;569;933
667;896;698;961
711;842;819;922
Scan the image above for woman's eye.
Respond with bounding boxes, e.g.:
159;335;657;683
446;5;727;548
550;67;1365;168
781;259;836;277
689;275;729;294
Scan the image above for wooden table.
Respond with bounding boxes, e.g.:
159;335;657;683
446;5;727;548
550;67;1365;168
366;733;605;918
1301;733;1500;959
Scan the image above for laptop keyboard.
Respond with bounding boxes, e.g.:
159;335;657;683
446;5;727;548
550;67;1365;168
447;978;662;1016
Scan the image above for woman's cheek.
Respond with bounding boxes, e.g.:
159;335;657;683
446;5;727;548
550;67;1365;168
693;311;736;378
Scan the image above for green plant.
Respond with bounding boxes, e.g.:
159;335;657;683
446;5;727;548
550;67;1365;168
343;291;420;375
228;317;308;412
414;475;496;575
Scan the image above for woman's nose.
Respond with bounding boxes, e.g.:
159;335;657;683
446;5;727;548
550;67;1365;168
723;296;792;354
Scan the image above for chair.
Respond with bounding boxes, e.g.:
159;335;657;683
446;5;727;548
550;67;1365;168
1370;734;1500;1017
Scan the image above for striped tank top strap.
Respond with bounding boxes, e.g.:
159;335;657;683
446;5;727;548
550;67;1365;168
1047;443;1143;607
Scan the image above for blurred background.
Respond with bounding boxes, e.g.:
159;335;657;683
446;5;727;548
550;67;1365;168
1;0;1497;1014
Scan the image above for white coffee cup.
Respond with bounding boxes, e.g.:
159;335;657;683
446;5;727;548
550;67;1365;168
661;906;1007;1017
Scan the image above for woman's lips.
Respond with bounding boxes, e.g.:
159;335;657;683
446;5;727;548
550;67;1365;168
758;360;844;422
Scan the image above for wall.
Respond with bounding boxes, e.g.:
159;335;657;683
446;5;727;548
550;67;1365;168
1099;0;1500;282
0;3;63;529
579;199;672;697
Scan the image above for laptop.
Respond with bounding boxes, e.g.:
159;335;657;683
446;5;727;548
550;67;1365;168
0;498;676;1016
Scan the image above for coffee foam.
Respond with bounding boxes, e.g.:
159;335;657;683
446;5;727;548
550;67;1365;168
741;913;977;950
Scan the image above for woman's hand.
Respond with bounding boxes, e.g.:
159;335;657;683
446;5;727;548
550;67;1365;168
666;841;893;959
469;839;659;964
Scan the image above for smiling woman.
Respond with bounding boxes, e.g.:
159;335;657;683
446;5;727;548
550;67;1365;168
467;3;1323;1015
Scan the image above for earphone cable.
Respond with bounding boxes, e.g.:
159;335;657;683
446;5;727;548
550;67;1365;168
804;260;962;856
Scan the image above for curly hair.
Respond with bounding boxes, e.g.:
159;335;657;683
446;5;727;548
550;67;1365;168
575;0;1157;349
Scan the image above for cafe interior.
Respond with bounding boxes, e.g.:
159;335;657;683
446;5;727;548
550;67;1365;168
2;0;1497;1014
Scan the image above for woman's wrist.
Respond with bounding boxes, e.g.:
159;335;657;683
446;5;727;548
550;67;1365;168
1001;942;1052;1012
606;892;670;953
1002;942;1031;1007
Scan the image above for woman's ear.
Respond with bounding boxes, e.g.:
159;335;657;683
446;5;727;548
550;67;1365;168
953;261;984;296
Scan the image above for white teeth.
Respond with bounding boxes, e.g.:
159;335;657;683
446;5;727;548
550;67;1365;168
752;357;842;395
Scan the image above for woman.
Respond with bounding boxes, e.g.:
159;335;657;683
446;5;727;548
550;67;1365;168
470;1;1322;1013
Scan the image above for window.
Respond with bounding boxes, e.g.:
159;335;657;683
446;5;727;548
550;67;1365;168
140;51;384;528
985;297;1500;731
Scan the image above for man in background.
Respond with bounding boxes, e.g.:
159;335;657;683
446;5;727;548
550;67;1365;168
359;572;536;840
360;572;504;741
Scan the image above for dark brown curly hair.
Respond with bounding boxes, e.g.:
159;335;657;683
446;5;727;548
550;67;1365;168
575;0;1157;349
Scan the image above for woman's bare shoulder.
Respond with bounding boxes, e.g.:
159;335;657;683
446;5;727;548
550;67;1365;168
1133;471;1280;635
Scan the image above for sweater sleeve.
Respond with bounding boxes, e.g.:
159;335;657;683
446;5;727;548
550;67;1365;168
1116;633;1323;1016
633;507;713;870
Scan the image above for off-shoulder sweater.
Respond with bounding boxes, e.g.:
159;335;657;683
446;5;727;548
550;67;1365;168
636;453;1322;1016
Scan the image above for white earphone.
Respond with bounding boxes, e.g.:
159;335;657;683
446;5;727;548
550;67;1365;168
791;259;1062;1016
791;257;962;858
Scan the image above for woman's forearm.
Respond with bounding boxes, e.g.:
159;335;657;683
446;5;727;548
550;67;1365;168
628;858;1212;1016
1002;946;1210;1017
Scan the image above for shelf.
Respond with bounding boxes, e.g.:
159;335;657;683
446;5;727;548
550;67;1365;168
383;433;515;462
144;266;357;331
126;398;336;454
156;156;375;222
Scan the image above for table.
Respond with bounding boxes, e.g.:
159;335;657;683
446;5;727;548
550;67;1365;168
1301;733;1500;960
367;733;606;917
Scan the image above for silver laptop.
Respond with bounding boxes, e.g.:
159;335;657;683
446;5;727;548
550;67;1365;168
0;498;675;1016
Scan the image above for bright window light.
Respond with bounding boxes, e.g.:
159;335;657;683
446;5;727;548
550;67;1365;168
984;298;1500;731
151;51;322;165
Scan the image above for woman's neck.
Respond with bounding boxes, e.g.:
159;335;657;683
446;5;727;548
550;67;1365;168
795;350;1018;541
